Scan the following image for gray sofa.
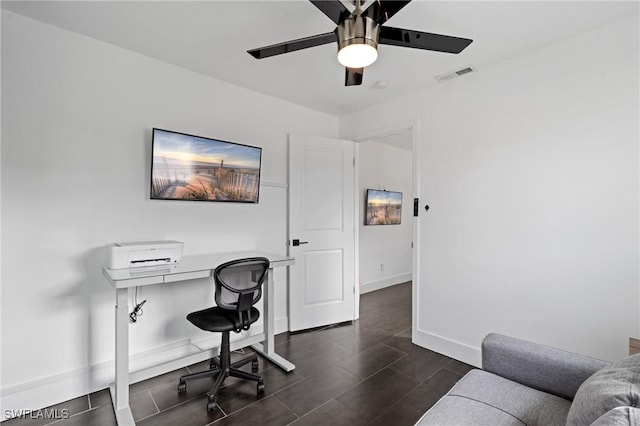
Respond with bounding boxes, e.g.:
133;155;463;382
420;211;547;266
416;333;640;425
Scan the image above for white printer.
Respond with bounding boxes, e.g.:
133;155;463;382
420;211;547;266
106;240;184;269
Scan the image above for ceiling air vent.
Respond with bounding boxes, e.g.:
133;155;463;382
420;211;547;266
435;65;477;83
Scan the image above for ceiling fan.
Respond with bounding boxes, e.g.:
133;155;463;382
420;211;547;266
247;0;473;86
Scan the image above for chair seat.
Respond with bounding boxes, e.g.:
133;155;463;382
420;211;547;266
187;306;260;332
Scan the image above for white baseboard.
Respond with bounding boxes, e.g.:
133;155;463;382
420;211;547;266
360;273;412;294
1;317;290;420
413;329;482;368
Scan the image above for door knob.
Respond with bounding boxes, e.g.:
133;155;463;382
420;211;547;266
291;239;309;247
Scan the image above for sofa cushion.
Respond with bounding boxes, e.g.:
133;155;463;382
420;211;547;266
566;354;640;426
417;369;571;425
591;407;640;426
482;333;609;401
416;395;523;425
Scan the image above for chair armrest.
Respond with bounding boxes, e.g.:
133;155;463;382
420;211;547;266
481;333;609;401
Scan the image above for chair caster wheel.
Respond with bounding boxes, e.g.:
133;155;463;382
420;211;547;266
252;359;259;372
257;381;265;394
178;382;186;393
206;400;217;412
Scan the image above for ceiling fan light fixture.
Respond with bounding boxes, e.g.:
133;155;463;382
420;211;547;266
337;42;378;68
247;1;473;87
336;15;380;68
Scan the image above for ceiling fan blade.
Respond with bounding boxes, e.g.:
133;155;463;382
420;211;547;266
309;0;352;25
379;26;473;54
345;67;363;86
248;32;337;59
362;0;412;25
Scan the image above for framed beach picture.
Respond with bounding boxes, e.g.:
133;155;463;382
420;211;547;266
150;128;262;203
365;189;402;225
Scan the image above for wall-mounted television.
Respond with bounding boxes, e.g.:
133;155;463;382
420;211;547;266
150;128;262;203
365;189;403;225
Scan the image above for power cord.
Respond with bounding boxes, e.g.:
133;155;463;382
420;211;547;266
130;287;147;323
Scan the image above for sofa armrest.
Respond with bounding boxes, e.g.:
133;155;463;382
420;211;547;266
481;333;609;401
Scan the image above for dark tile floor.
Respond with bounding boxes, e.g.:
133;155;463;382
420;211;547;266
3;282;474;425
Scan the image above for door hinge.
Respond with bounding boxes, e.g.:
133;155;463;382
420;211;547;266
353;157;355;166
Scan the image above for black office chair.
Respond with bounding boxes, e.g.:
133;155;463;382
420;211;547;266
177;257;269;411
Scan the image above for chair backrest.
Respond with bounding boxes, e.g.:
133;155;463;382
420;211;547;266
213;257;269;330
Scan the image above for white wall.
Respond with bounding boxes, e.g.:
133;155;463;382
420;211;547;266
358;140;412;293
0;11;338;411
342;16;640;365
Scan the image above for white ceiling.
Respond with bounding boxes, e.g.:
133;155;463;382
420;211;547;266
3;1;638;115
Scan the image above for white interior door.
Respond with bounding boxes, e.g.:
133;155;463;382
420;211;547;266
288;134;355;332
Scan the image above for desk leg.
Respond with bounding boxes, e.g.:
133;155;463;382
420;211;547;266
252;266;295;372
263;266;275;353
110;287;135;425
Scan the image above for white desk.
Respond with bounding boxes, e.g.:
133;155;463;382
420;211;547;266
102;251;295;426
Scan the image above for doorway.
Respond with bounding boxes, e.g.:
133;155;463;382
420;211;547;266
286;123;418;334
354;124;417;332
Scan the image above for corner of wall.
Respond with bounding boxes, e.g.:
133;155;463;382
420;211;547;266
412;328;482;368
